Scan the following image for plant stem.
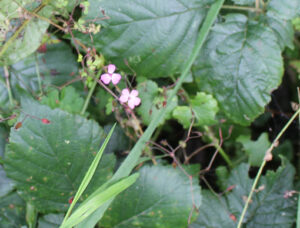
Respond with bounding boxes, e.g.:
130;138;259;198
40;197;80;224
35;53;43;95
237;107;300;228
3;66;14;107
80;72;101;115
222;5;262;12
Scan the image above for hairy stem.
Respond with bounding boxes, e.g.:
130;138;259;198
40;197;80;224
222;4;262;12
35;53;43;95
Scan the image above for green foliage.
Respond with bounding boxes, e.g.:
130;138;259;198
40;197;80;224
38;213;64;228
0;166;14;197
41;86;84;114
100;165;201;228
192;162;297;228
137;80;177;125
0;192;26;228
4;100;116;212
237;133;271;166
75;0;217;77
193;14;283;125
173;92;219;128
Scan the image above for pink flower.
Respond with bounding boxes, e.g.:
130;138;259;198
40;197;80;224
119;88;141;109
100;64;121;85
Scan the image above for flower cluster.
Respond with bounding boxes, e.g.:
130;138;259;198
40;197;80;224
100;64;141;109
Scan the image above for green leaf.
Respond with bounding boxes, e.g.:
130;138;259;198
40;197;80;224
75;0;216;77
173;92;218;128
173;106;193;128
191;162;297;227
0;166;15;197
0;192;26;228
137;80;177;125
0;4;53;65
38;213;64;228
41;86;84;114
8;40;79;97
100;165;201;228
231;0;254;5
193;14;283;125
267;0;300;20
264;14;294;50
237;133;271;166
4;100;116;212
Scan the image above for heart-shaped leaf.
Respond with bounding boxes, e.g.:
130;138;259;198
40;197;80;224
193;14;283;125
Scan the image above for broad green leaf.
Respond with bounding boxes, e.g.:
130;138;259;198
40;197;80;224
41;86;84;114
0;166;15;197
173;92;218;128
267;0;300;20
38;213;64;228
231;0;254;5
75;0;216;77
237;133;270;166
192;162;297;228
0;192;26;228
100;165;202;228
264;14;294;50
193;14;283;125
4;100;116;212
0;4;53;65
137;80;177;125
8;40;79;97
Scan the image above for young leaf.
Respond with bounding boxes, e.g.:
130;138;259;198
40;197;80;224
193;14;283;125
100;165;201;228
237;133;271;166
173;92;218;128
41;86;85;115
4;100;116;212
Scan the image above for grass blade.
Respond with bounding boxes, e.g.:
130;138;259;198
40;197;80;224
61;173;139;228
61;123;116;225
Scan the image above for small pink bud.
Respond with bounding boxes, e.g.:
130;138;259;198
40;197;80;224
41;118;50;124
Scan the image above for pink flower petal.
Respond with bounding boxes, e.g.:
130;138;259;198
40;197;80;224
130;89;139;97
128;99;136;109
119;94;129;103
100;73;111;84
133;97;141;106
111;73;121;85
107;64;116;74
121;88;130;96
